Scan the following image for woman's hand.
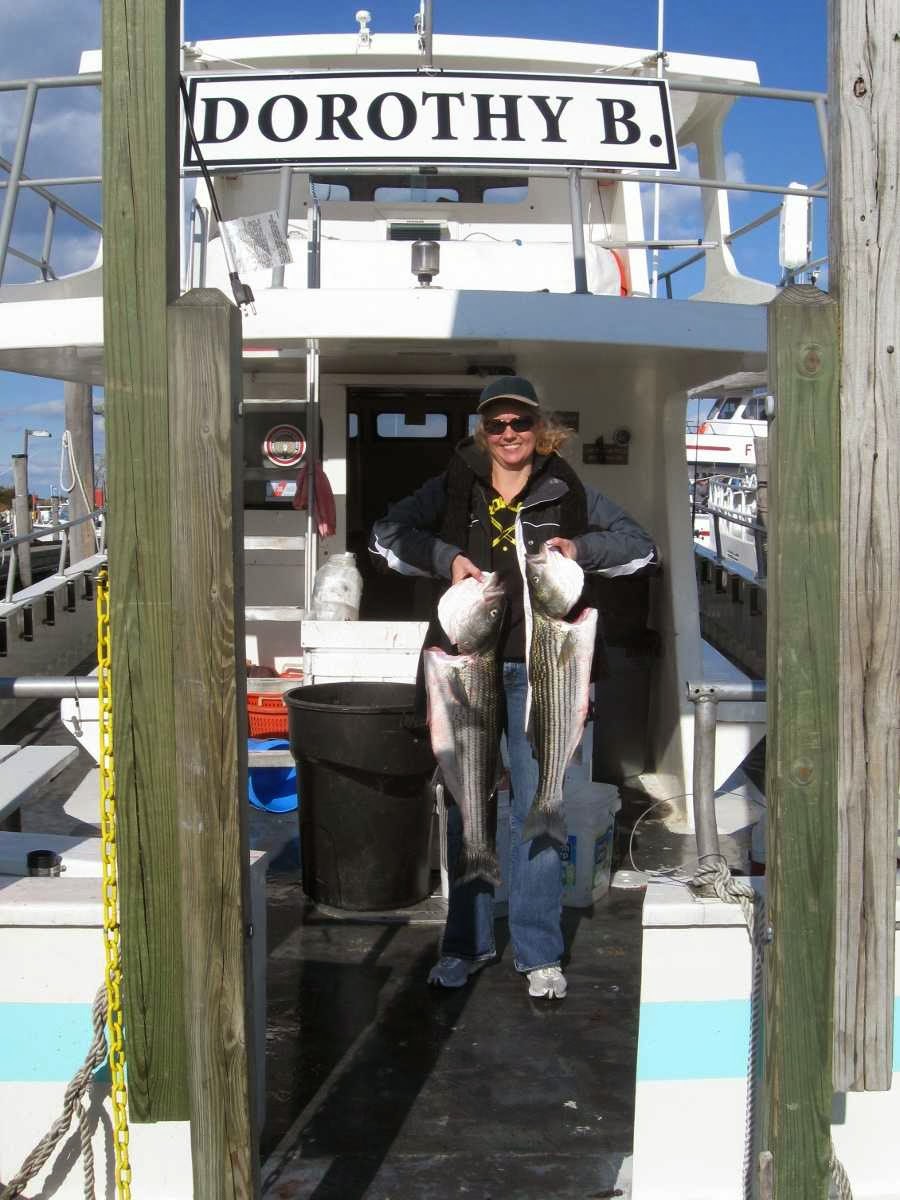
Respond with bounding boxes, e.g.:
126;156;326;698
450;555;483;584
544;537;578;560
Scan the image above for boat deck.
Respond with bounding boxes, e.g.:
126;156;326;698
10;697;755;1200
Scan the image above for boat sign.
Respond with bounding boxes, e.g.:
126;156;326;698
183;71;677;171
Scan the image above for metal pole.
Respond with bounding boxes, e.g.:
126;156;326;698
423;0;434;68
304;340;320;611
650;0;665;298
689;685;723;863
567;169;588;294
271;165;293;288
0;81;38;283
12;454;32;588
307;198;321;288
40;201;56;280
0;676;99;699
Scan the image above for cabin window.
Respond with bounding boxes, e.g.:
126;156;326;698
483;184;528;204
742;395;766;420
376;185;459;204
375;413;448;439
716;397;742;420
348;413;358;438
310;181;350;201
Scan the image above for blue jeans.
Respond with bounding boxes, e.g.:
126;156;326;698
440;660;564;973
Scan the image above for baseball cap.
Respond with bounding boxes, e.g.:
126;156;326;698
476;375;540;412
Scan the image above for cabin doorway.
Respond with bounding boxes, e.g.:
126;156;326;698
346;386;481;620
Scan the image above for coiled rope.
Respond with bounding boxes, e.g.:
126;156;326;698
0;986;108;1200
691;856;853;1200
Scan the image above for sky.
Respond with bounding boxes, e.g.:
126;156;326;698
0;0;827;493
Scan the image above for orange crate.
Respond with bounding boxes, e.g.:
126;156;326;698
247;692;289;737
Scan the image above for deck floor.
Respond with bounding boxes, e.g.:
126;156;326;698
11;697;755;1200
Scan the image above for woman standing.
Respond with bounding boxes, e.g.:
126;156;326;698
369;376;656;999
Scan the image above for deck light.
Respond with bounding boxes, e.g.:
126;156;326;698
411;239;440;287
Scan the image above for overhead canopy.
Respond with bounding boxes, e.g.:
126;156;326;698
687;370;768;399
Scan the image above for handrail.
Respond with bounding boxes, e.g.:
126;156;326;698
1;508;106;605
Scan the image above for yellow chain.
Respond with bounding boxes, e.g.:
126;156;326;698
97;569;132;1199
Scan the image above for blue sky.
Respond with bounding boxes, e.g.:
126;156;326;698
0;0;826;493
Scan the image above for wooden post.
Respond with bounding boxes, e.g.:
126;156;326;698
102;0;188;1120
829;0;899;1093
63;381;95;564
169;290;257;1199
11;455;32;588
764;286;840;1199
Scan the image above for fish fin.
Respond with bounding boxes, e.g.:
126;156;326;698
455;847;502;889
445;667;470;709
557;629;577;669
521;803;568;848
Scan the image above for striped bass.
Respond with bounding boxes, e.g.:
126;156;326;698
425;573;506;886
522;547;597;845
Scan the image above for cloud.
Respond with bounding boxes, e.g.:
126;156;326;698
640;147;750;239
0;2;100;80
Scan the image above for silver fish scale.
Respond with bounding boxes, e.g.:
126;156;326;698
445;651;502;883
525;612;582;842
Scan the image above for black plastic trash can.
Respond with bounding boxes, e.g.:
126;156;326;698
285;682;435;910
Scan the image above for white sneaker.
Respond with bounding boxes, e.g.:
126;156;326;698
526;965;567;999
428;956;488;988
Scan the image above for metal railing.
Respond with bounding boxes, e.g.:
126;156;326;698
0;74;102;285
1;508;106;604
687;679;767;865
1;69;827;298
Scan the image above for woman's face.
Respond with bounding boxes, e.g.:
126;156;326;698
481;404;539;472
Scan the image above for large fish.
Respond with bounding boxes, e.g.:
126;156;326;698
424;572;505;886
521;547;597;846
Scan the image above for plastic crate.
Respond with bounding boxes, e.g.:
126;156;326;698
247;692;289;737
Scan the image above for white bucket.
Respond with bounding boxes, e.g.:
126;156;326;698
560;779;621;907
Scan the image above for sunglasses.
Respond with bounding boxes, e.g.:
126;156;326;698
483;415;536;436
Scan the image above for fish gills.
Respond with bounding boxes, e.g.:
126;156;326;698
521;606;598;846
424;646;502;887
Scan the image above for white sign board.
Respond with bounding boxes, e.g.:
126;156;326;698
184;71;677;171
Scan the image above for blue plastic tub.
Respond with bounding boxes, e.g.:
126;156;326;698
248;737;298;813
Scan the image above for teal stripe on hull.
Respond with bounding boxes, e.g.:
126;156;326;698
637;998;900;1081
0;1003;109;1083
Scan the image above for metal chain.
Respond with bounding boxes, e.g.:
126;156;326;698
0;987;107;1200
691;857;853;1200
97;567;133;1199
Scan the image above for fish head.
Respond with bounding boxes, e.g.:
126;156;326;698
525;544;584;618
438;572;506;654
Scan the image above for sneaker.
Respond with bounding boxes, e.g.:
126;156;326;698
526;966;567;999
428;956;488;989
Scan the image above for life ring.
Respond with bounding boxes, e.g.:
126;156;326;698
263;424;306;469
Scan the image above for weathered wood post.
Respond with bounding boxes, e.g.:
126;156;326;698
63;380;95;563
11;454;32;587
829;0;899;1094
103;0;188;1119
764;286;840;1199
169;290;258;1198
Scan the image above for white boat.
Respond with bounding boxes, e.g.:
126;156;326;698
1;14;895;1200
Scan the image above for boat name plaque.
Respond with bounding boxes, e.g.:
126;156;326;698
183;72;677;171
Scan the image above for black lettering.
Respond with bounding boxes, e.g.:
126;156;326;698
318;94;363;141
596;98;640;146
472;93;524;142
258;94;308;142
200;97;249;144
367;91;417;141
421;91;465;140
529;95;572;142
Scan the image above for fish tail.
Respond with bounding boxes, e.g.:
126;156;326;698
521;802;568;848
455;846;502;889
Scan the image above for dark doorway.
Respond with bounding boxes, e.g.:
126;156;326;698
346;387;480;620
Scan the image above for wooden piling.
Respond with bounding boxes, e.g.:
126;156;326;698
169;290;258;1199
764;286;840;1200
102;0;188;1120
829;0;899;1093
63;381;95;564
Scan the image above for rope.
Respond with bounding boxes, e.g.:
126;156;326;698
58;430;101;552
690;857;853;1200
0;986;108;1200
